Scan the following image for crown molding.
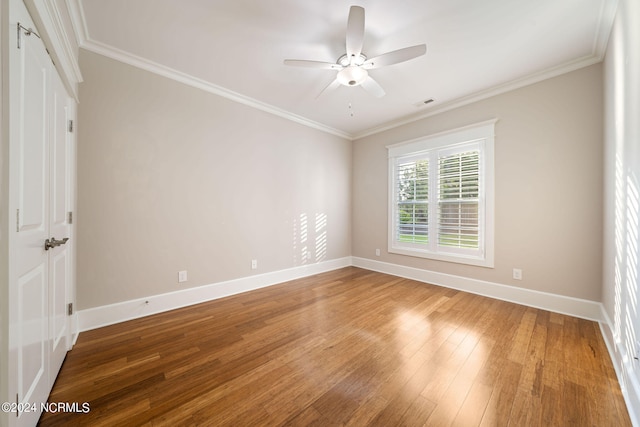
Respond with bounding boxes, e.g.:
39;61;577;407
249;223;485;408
65;0;351;139
80;38;352;140
353;54;603;140
64;0;616;141
65;0;88;48
593;0;619;59
75;35;604;143
354;0;617;139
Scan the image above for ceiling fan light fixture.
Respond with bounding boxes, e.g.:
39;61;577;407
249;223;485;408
337;66;368;86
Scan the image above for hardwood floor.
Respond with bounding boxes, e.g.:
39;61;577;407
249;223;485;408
38;267;631;426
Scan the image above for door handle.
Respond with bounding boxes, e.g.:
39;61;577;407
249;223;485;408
44;237;69;251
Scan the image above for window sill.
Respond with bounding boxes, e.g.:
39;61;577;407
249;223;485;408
388;245;494;268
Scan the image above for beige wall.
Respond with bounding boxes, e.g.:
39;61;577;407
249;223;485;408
77;50;351;309
352;63;603;301
78;47;604;309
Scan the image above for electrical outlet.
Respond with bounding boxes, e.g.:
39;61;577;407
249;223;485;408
178;270;188;283
513;268;522;280
375;248;381;256
251;259;257;270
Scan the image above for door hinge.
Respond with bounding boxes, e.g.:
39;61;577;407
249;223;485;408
16;209;20;232
68;211;73;224
68;119;74;133
67;303;73;316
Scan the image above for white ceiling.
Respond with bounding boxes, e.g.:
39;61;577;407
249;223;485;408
73;0;616;139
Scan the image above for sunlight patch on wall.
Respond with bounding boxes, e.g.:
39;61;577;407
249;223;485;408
315;213;328;262
292;212;328;265
626;174;639;314
615;156;624;338
612;9;628;342
624;173;640;365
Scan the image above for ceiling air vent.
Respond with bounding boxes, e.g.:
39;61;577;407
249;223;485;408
414;98;435;107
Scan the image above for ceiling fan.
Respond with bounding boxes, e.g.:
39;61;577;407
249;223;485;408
284;5;426;98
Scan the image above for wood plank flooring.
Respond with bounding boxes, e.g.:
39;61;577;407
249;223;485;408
38;267;631;426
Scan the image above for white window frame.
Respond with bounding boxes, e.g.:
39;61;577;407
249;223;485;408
387;120;496;267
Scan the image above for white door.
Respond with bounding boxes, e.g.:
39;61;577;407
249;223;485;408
8;12;52;426
8;2;73;424
48;70;72;382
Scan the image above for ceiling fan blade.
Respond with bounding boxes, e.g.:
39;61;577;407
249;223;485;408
345;6;365;61
284;59;342;70
363;44;427;69
316;78;341;99
361;76;385;98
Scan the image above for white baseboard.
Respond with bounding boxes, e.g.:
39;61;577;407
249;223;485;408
78;255;605;331
77;257;352;332
351;257;604;322
599;308;640;427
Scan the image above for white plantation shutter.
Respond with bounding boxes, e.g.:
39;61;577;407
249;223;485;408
388;121;494;267
437;144;481;253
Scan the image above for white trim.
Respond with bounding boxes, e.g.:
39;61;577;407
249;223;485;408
351;257;604;321
387;246;491;268
79;255;609;333
599;308;640;427
63;0;352;139
77;257;352;332
354;54;603;139
23;0;83;100
79;39;351;140
75;257;639;423
63;0;608;142
593;0;619;58
387;121;495;268
64;0;87;47
76;37;603;142
386;120;497;156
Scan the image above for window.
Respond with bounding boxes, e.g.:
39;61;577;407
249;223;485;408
387;120;495;267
